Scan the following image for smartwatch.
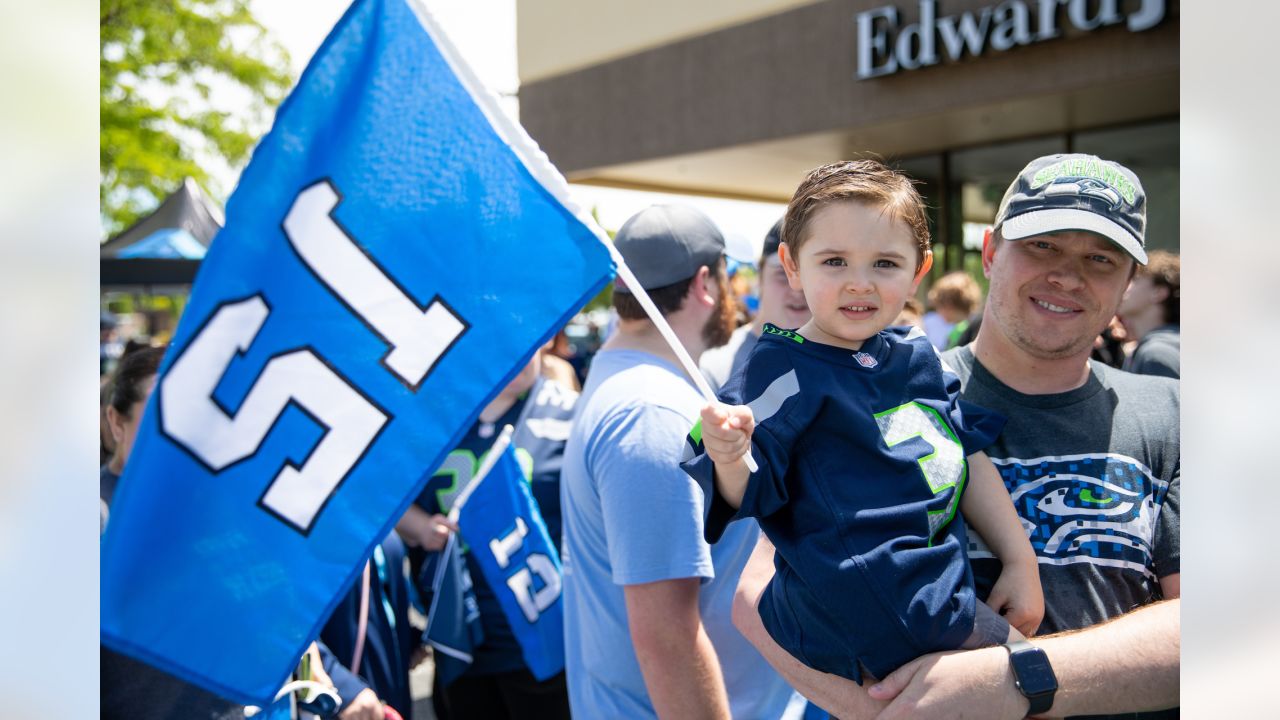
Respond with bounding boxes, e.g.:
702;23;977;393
1003;639;1058;717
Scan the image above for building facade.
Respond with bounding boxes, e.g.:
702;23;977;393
517;0;1178;276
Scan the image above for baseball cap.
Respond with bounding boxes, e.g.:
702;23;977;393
613;205;726;292
761;217;784;263
994;153;1148;265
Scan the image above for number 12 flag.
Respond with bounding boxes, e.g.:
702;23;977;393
457;441;566;682
100;0;614;705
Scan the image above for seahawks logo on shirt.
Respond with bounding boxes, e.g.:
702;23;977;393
967;452;1170;579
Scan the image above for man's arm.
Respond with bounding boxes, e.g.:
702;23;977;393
731;536;887;719
624;577;730;720
868;598;1181;719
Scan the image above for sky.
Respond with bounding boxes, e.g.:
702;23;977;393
247;0;785;258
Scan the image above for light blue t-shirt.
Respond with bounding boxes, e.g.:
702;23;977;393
560;349;795;719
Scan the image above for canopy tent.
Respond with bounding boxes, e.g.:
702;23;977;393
101;178;224;288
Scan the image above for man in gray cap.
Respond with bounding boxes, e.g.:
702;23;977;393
559;205;796;719
699;217;811;392
733;155;1179;719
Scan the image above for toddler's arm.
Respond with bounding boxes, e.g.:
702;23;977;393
698;402;756;509
961;450;1045;636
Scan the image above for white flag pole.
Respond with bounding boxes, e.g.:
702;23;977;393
606;245;760;473
448;423;517;524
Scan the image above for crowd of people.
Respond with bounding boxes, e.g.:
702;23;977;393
101;151;1179;719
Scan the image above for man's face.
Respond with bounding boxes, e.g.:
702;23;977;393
701;265;739;349
983;230;1134;360
755;254;810;330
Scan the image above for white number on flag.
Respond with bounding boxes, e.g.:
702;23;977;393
284;180;468;390
159;295;388;534
490;518;562;623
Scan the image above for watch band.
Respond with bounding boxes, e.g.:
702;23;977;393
1003;639;1057;716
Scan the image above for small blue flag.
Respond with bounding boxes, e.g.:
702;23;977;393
420;533;484;688
457;443;565;681
100;0;613;705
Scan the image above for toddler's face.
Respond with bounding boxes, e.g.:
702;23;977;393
781;200;926;350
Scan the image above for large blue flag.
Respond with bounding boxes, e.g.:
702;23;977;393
457;443;565;681
100;0;614;705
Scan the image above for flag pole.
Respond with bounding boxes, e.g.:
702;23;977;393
448;423;517;524
606;246;759;473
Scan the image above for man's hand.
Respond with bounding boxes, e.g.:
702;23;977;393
395;505;457;550
987;560;1045;637
338;687;384;720
699;402;755;465
867;647;1031;720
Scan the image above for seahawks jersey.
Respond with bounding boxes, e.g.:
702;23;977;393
414;375;577;676
684;324;1004;683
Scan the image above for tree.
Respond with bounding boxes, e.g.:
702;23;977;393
101;0;294;236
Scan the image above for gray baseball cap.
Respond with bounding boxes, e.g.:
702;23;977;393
995;153;1148;265
613;205;726;292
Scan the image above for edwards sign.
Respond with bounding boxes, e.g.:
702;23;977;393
856;0;1167;79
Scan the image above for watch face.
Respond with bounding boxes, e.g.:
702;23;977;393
1013;648;1058;695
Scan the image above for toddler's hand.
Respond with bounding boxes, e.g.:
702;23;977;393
986;559;1045;637
699;402;755;466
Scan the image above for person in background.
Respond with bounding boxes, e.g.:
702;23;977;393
320;529;418;719
399;351;577;720
559;205;796;719
894;296;925;330
1117;250;1180;378
541;331;582;391
922;271;982;350
101;345;165;529
700;217;811;392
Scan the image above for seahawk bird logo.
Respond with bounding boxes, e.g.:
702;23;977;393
1043;177;1123;210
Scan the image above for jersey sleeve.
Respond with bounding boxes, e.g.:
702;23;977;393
682;343;809;543
1153;471;1180;579
591;403;715;586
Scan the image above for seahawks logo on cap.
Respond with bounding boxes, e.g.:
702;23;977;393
1029;157;1138;205
1043;178;1123;210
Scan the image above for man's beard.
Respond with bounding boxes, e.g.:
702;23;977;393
701;276;739;349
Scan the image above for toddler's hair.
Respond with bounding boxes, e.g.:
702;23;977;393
782;159;931;270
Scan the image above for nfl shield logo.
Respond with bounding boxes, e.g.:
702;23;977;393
853;352;878;368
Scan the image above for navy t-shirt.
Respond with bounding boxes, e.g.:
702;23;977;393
685;324;1004;683
413;375;576;676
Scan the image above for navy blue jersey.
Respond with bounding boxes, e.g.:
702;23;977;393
413;375;576;676
684;324;1004;683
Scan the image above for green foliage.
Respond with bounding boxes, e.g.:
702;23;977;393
101;0;293;235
